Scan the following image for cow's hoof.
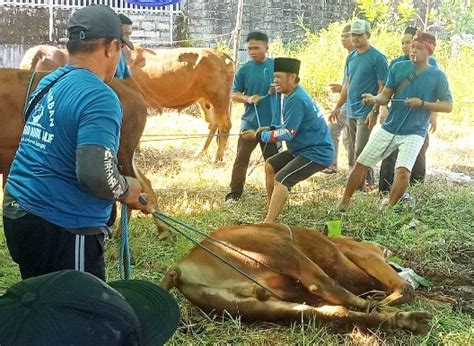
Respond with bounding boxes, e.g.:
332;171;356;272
158;229;172;241
382;284;415;306
393;311;432;334
213;154;224;163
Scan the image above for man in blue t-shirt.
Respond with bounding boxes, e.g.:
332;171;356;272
329;19;388;189
338;32;453;210
379;26;438;194
114;13;132;80
241;58;334;223
325;24;356;174
225;32;279;202
2;5;152;280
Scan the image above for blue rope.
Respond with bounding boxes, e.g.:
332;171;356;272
120;203;132;280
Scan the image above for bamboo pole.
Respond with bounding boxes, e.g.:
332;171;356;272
232;0;244;65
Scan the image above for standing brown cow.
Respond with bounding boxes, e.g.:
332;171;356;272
128;47;235;162
0;68;168;238
19;45;235;162
161;223;432;334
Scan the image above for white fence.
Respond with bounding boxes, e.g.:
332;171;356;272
2;0;182;13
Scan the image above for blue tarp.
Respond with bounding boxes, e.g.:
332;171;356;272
126;0;182;6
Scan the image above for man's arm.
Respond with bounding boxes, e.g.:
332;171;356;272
329;78;349;123
231;92;262;104
362;87;394;106
404;99;453;113
365;80;386;129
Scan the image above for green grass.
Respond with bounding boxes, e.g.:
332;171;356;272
1;110;473;344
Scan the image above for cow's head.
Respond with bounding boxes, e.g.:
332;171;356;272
128;47;156;68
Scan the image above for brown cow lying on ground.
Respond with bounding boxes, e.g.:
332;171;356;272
161;224;431;334
0;68;169;238
127;47;235;162
19;45;235;162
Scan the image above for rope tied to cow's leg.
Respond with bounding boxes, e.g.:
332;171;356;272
120;203;132;280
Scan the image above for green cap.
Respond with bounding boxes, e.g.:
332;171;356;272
350;19;371;34
68;5;134;49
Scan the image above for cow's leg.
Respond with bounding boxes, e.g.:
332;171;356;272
199;122;218;157
195;100;216;158
330;238;414;306
278;246;371;309
132;160;170;240
254;300;431;334
230;274;430;333
212;102;232;162
205;235;370;310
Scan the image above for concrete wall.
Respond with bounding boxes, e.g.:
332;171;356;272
0;5;179;67
183;0;356;45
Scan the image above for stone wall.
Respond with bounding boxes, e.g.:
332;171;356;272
183;0;356;45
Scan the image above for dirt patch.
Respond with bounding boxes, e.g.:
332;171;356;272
417;262;473;317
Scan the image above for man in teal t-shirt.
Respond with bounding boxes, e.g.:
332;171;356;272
225;32;279;202
329;19;388;190
325;23;355;173
3;5;151;280
338;32;453;211
379;26;438;194
114;13;132;79
242;58;334;223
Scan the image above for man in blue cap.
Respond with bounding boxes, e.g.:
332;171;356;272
2;5;152;281
241;57;334;223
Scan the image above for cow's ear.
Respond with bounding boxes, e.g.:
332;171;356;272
133;49;146;68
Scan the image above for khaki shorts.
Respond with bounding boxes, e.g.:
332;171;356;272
357;128;425;171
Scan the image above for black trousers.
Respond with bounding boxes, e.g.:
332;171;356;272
3;213;105;280
379;134;430;193
229;137;279;194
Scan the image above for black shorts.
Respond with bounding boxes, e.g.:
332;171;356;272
267;150;327;189
3;213;105;280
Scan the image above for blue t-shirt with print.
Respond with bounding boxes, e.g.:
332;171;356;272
115;51;130;79
389;55;438;70
383;61;452;137
232;58;277;130
276;85;334;166
345;46;388;119
6;65;123;228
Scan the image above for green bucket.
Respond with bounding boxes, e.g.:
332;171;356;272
326;220;342;237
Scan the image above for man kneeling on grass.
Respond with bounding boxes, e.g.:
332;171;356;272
338;32;453;211
241;58;334;223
